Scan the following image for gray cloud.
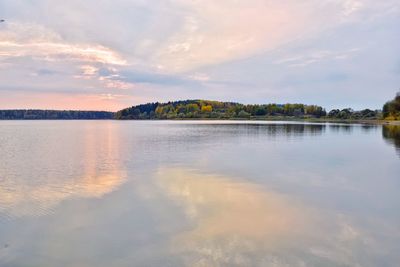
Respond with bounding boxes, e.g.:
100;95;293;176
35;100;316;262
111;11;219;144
115;70;199;87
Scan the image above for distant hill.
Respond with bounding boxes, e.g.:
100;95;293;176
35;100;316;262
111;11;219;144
0;110;114;120
116;99;383;120
115;99;328;120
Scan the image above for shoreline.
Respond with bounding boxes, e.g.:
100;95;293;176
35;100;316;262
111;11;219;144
1;117;399;125
116;117;400;125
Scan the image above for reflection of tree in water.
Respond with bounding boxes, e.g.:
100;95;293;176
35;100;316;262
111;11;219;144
264;124;325;137
382;125;400;156
329;124;378;134
361;124;379;133
329;124;353;133
190;123;326;137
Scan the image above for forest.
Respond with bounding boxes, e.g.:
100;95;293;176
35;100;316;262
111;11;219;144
115;100;326;120
115;99;381;120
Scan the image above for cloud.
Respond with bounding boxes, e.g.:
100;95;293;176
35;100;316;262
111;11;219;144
33;69;60;76
99;93;126;100
153;1;318;72
150;0;385;73
0;40;127;66
188;72;210;82
118;70;196;86
0;22;127;65
0;0;399;110
341;0;364;16
274;48;361;67
73;65;99;79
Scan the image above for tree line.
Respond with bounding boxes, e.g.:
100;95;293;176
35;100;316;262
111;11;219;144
0;110;114;120
2;92;399;120
115;99;381;120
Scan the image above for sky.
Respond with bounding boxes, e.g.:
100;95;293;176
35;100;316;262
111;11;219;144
0;0;399;111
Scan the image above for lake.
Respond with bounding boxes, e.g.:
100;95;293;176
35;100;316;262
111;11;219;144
0;121;399;267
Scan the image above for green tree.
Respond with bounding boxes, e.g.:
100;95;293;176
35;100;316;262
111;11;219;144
383;91;400;119
238;110;251;118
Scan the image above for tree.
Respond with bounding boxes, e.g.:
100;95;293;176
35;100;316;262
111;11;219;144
238;110;251;118
186;103;200;113
201;105;213;113
383;91;400;119
255;107;267;116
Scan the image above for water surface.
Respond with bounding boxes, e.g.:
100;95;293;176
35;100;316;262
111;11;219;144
0;121;399;266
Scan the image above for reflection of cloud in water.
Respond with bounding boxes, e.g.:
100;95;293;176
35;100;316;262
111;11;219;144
158;169;308;239
0;172;126;218
0;122;126;218
156;168;384;267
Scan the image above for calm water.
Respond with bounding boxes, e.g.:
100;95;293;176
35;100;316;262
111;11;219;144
0;121;399;267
